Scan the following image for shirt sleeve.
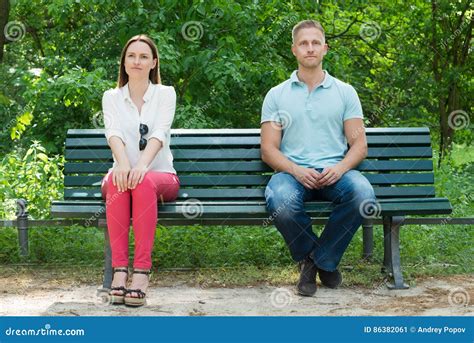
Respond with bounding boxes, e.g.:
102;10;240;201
102;91;126;145
260;88;280;124
343;85;364;121
149;86;176;146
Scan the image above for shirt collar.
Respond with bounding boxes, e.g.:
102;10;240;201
122;81;154;103
290;70;332;89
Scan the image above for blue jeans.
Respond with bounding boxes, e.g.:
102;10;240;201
265;169;375;272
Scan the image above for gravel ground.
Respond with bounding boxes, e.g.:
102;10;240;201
0;274;472;316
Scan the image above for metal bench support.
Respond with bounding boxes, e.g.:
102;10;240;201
16;199;29;256
383;216;409;289
97;218;113;291
362;219;374;259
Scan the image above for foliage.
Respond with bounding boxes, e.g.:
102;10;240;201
1;0;472;156
0;141;64;219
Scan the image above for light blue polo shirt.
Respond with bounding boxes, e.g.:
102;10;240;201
261;70;363;169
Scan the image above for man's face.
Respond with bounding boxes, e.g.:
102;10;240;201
291;28;328;69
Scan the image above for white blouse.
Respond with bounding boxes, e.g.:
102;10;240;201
102;82;177;174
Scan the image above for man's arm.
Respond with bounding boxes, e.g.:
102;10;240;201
340;118;368;171
318;118;368;186
261;122;321;189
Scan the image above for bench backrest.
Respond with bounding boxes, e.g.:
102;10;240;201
63;128;436;201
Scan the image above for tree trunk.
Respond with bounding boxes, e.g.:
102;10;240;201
432;0;472;165
0;0;10;63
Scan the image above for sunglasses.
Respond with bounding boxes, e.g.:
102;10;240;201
139;123;148;151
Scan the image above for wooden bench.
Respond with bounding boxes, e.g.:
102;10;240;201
51;127;452;290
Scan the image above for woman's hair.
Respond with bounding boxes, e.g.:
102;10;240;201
117;34;161;87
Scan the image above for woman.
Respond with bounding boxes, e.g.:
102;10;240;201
101;34;180;307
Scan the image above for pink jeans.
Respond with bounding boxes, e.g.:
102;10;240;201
101;171;180;269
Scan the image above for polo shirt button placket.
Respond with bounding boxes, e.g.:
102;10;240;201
306;92;313;113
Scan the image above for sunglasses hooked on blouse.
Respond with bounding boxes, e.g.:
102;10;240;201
139;123;148;151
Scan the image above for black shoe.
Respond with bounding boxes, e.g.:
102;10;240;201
318;268;342;288
296;256;318;296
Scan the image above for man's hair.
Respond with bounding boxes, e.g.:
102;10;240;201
292;20;325;44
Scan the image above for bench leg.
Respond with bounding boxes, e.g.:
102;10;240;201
98;219;113;292
382;216;409;289
362;219;374;260
16;199;29;256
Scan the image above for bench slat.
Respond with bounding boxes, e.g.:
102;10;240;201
64;160;433;174
64;186;437;200
65;134;431;148
66;127;430;138
51;197;452;219
65;147;433;160
64;173;435;187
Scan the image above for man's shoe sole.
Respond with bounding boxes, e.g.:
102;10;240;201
295;284;317;297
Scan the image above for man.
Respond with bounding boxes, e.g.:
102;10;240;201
261;20;376;296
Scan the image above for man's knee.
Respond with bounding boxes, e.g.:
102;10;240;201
349;181;378;222
265;175;303;216
344;171;376;205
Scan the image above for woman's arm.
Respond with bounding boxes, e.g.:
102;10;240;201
103;91;131;192
108;136;131;192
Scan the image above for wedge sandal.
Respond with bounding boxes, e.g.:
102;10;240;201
124;269;151;307
109;267;129;305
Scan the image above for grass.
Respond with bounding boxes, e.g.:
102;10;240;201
0;144;472;287
0;221;471;288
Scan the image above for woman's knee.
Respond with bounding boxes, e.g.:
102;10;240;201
133;173;156;191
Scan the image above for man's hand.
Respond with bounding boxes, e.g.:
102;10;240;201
292;165;323;189
318;164;348;187
128;163;148;189
113;162;131;192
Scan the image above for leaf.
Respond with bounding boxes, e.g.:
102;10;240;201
37;153;49;163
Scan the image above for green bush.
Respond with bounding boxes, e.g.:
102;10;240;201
0;141;64;219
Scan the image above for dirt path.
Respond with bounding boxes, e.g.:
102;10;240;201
0;274;472;316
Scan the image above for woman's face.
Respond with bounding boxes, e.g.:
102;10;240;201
124;41;157;80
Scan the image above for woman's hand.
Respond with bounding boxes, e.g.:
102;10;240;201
128;163;148;189
113;162;131;192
